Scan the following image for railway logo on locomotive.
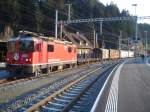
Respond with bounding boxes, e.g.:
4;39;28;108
14;53;19;61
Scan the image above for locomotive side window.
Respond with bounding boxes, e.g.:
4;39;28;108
48;44;54;52
19;41;34;52
68;47;72;53
8;41;16;52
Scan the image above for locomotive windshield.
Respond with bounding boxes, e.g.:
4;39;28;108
8;41;16;52
19;41;34;52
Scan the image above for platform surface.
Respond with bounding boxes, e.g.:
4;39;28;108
117;58;150;112
94;58;150;112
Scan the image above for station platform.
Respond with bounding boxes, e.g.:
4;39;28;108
91;58;150;112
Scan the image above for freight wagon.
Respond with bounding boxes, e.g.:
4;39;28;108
128;51;134;57
119;50;129;58
109;49;120;59
100;48;109;60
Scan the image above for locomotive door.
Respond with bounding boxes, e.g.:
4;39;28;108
39;42;43;63
38;41;47;64
37;42;42;63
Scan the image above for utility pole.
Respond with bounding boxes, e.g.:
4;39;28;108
146;31;148;57
135;17;138;41
144;31;148;57
102;37;105;48
100;21;103;35
99;21;103;48
65;4;71;21
118;31;122;50
59;3;71;39
128;37;130;57
96;33;98;48
55;10;58;39
94;29;96;48
60;21;63;38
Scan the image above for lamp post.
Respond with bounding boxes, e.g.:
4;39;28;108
132;4;138;56
132;4;138;40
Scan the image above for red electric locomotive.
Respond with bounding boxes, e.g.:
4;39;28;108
7;31;77;76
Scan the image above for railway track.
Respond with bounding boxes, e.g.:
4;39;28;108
0;79;7;84
0;65;85;87
20;62;119;112
0;62;112;111
0;59;116;87
0;63;98;86
0;77;34;86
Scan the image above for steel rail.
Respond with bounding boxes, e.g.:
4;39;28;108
62;64;117;112
26;63;118;112
0;64;85;87
0;63;105;111
26;67;103;111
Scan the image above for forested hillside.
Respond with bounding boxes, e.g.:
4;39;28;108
0;0;149;48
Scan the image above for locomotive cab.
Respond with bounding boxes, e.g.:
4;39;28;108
7;35;36;63
7;33;40;76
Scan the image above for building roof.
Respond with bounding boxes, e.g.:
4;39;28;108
67;33;93;49
0;39;7;42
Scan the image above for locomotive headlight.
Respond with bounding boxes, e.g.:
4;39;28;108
25;58;31;62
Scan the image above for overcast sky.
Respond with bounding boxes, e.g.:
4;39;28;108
99;0;150;24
